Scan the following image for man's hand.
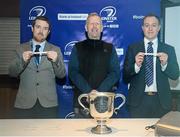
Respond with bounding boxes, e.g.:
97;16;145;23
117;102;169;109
157;52;168;66
23;51;33;62
47;51;58;62
135;52;145;67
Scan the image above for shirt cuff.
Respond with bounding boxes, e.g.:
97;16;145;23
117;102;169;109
134;63;141;73
161;63;168;71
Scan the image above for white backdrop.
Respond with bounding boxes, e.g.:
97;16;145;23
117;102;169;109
165;6;180;90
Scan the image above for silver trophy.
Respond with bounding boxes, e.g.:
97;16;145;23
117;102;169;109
78;91;126;134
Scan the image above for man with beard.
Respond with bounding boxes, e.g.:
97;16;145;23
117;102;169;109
68;13;120;118
9;16;66;118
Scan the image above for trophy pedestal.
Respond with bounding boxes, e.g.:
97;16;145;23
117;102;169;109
91;120;112;134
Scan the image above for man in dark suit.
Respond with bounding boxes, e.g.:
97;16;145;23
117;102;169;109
9;16;66;118
123;14;179;118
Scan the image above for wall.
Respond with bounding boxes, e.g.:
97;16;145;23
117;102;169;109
0;0;19;118
0;0;19;17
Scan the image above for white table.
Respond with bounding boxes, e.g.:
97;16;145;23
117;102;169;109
0;118;159;137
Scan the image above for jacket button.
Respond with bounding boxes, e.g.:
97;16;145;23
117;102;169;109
37;70;39;73
36;83;39;86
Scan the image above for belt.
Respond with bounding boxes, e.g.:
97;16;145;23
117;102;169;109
146;92;156;96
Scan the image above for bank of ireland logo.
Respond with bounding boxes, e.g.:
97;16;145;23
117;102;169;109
29;6;46;20
100;6;117;23
64;41;78;56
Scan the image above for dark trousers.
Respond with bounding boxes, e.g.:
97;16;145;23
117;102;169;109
12;100;58;119
129;94;170;118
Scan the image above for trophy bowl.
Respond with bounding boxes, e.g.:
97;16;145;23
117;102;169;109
78;91;126;134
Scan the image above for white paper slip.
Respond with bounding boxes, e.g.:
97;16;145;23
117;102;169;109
144;53;158;56
33;52;47;55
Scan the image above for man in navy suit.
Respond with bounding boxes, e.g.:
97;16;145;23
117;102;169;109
123;14;179;118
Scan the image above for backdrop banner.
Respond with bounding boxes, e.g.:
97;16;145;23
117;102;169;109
20;0;160;118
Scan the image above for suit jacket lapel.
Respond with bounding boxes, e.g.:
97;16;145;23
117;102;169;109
44;42;51;51
39;42;52;66
139;41;146;67
24;42;37;67
156;41;164;74
157;41;165;64
139;41;145;52
24;42;32;51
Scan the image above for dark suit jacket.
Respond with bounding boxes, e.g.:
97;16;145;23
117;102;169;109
123;41;179;110
9;41;66;109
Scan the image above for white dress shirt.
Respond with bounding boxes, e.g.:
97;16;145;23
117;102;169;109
134;37;167;92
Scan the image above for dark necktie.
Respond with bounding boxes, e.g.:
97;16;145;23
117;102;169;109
145;42;153;87
34;45;41;65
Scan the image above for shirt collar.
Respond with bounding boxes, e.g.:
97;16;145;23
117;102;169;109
144;37;158;49
31;39;46;51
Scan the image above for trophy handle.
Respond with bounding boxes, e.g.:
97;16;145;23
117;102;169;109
114;93;126;114
78;93;90;112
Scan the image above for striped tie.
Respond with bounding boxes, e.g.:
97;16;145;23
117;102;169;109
145;42;153;87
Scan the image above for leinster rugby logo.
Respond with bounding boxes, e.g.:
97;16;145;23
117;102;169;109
64;41;78;56
100;6;117;23
29;6;46;20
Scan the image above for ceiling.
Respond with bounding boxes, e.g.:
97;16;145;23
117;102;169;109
0;0;180;17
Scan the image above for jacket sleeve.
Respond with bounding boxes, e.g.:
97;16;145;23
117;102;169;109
8;46;29;77
52;47;66;79
123;45;137;84
163;46;179;80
